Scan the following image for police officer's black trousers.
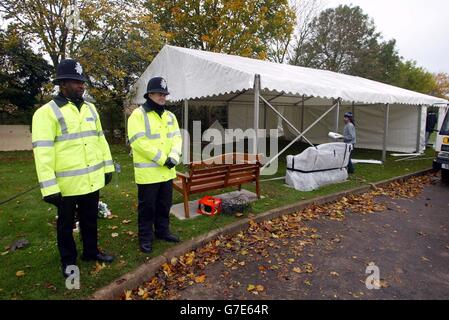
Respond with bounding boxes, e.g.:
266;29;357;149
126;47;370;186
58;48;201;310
57;191;99;265
137;180;172;244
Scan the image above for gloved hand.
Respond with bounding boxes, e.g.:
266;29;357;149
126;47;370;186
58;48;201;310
43;193;62;207
164;157;177;169
105;172;113;185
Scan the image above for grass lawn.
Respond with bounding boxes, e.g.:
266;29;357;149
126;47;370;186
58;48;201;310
0;142;436;299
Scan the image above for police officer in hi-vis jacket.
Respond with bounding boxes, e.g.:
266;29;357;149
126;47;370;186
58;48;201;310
32;59;114;278
127;77;182;254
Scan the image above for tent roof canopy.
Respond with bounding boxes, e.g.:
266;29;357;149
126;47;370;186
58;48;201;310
129;45;448;106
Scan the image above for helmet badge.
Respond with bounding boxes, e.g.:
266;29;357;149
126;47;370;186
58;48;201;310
160;79;167;89
75;62;83;75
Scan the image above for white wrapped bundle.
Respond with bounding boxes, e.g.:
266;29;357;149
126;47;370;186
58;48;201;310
286;143;352;191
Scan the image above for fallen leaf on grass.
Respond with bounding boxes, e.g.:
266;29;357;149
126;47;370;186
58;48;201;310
122;219;132;225
111;233;119;238
91;262;106;275
16;270;25;278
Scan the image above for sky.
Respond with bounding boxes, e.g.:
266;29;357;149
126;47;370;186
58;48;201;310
325;0;449;74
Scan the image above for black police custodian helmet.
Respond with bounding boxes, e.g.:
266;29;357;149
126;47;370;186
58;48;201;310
52;59;87;84
143;77;169;99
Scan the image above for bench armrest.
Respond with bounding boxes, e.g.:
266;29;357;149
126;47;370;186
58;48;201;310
176;171;189;180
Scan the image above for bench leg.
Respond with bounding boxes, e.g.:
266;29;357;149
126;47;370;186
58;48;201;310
255;179;261;199
238;184;242;191
183;193;190;219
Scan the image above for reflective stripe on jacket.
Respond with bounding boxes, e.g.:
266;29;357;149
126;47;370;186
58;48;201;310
127;106;182;184
32;99;114;197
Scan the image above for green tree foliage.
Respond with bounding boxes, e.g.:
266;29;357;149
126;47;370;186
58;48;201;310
431;72;449;99
1;0;165;132
145;0;296;59
290;4;438;95
75;10;166;135
291;5;380;73
392;60;437;94
0;28;52;122
0;0;111;67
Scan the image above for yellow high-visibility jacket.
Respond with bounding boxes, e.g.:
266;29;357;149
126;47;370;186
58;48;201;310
32;95;114;197
127;104;182;184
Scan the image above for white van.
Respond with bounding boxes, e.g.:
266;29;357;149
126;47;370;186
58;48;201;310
433;106;449;183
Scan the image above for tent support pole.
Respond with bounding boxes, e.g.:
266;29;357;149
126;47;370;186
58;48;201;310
382;103;390;163
416;105;423;152
260;95;314;147
301;95;305;142
253;74;260;154
261;101;339;172
264;102;267;131
335;99;340;132
183;99;189;163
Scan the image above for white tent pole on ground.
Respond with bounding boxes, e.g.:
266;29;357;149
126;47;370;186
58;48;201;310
126;45;449;166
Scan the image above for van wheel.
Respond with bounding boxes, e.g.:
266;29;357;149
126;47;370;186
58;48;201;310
442;169;449;184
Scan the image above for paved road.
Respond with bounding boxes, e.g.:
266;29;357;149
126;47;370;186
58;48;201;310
175;177;449;300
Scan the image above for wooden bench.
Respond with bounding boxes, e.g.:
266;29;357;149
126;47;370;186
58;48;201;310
173;153;262;218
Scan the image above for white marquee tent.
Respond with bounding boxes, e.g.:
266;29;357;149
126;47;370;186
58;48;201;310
128;45;448;164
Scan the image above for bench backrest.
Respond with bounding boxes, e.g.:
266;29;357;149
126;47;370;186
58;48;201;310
185;153;262;194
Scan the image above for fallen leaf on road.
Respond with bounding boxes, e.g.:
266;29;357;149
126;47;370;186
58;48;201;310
124;290;133;300
247;284;256;292
330;271;339;277
255;285;264;292
195;274;206;283
293;267;302;273
137;287;147;297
